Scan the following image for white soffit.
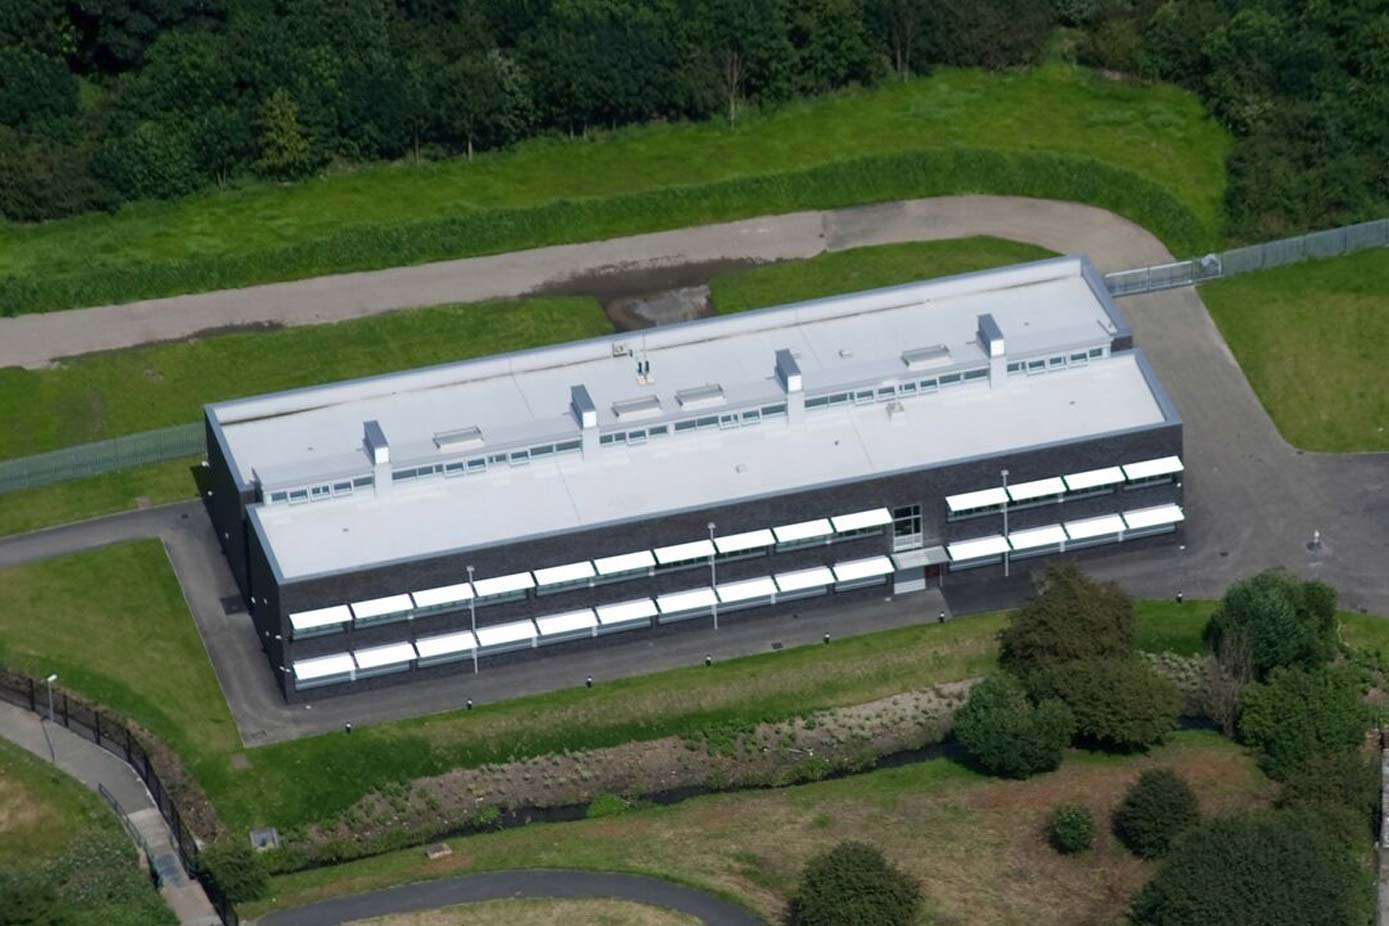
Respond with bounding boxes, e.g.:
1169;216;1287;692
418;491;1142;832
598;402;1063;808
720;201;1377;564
656;587;718;614
1008;524;1067;551
1062;466;1125;491
772;518;833;543
350;594;414;620
945;487;1008;512
1065;513;1126;540
475;620;537;647
716;576;777;603
532;561;596;586
354;642;417;670
1006;477;1065;502
472;572;536;597
1122;456;1184;480
830;507;892;532
947;535;1009;561
535;609;598;636
774;566;835;593
410;582;474;609
293;653;355;681
653;539;715;564
713;529;776;554
289;605;351;631
1122;504;1185;531
594;550;656;575
832;556;895;582
596;598;658;625
414;630;477;659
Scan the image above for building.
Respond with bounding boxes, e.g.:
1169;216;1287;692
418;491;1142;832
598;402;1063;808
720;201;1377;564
204;255;1184;701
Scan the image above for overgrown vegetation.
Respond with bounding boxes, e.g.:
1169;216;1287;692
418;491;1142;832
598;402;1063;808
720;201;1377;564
1205;569;1338;681
1034;657;1181;752
196;838;268;905
998;564;1136;677
1237;666;1370;781
952;674;1073;778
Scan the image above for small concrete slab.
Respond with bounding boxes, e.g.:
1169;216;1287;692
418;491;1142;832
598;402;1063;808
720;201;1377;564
250;826;280;852
426;843;453;860
229;752;251;771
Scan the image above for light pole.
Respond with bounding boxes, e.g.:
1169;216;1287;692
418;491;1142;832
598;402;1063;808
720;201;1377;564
467;565;478;675
707;522;718;631
1001;468;1010;578
43;674;57;765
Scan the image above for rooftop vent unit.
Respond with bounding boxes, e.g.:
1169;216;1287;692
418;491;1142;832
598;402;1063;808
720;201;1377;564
433;425;484;450
676;384;725;410
901;345;952;370
612;395;662;420
363;420;390;464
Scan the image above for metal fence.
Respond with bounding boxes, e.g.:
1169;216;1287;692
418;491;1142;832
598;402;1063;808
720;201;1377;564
0;422;204;495
0;667;239;926
1104;218;1389;297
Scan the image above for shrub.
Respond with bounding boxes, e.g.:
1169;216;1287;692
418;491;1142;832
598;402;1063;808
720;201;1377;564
1130;810;1369;926
1113;769;1199;859
195;837;267;904
1037;658;1180;752
791;841;921;926
999;564;1135;677
1205;570;1338;681
1277;751;1379;844
1050;803;1096;854
1237;666;1369;780
952;675;1074;778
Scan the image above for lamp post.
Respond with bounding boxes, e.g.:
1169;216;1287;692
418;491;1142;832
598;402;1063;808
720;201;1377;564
707;522;718;631
467;565;478;675
1001;468;1010;578
43;674;57;765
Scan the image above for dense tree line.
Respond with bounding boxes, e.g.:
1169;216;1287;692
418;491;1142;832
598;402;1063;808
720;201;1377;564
1;0;1384;239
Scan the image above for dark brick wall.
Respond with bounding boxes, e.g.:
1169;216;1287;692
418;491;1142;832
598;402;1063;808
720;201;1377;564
204;416;256;600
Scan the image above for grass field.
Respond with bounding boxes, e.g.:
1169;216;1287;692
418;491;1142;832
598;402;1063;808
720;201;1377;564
0;458;200;538
356;899;695;926
250;731;1269;925
0;66;1228;314
0;737;112;867
709;238;1057;313
1201;248;1389;452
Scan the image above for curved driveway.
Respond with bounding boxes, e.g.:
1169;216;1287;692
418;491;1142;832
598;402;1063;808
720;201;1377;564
254;869;764;926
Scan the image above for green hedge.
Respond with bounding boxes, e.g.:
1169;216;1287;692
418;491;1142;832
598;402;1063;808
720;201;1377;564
0;148;1211;316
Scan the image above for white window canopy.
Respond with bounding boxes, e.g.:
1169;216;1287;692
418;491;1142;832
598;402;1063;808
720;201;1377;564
830;508;892;532
594;550;656;575
657;587;717;614
654;539;715;564
772;518;833;543
354;642;417;670
774;566;835;593
596;598;658;626
289;605;351;632
350;594;414;620
1065;513;1126;540
713;529;776;555
945;487;1008;513
947;535;1010;561
717;576;777;603
475;619;537;648
1062;466;1125;492
410;582;474;609
471;572;536;598
1008;524;1067;551
293;653;355;681
1006;477;1066;503
1122;456;1184;481
1122;504;1185;531
832;556;894;582
414;630;477;659
532;561;596;586
535;609;598;636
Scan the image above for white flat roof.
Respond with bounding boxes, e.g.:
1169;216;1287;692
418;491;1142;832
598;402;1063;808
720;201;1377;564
222;256;1172;581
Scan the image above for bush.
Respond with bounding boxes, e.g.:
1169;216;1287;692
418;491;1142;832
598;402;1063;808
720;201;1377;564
1130;810;1370;926
999;564;1135;677
195;838;267;904
1237;666;1369;780
1050;803;1096;854
952;675;1075;779
1037;658;1180;752
1277;751;1379;844
1113;769;1199;859
1205;570;1338;681
791;841;922;926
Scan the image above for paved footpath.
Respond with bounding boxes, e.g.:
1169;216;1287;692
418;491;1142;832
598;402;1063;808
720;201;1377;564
0;196;1164;369
255;869;765;926
0;700;220;925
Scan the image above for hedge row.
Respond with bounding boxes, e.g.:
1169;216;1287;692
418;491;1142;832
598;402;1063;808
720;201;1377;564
0;147;1212;316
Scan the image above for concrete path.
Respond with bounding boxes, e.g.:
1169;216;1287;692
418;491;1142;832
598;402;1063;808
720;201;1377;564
0;196;1162;369
0;700;220;925
254;869;764;926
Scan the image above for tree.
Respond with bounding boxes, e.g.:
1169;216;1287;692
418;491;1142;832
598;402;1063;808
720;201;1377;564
1113;768;1199;859
865;0;929;79
998;563;1135;678
1036;658;1180;752
1205;570;1338;681
253;89;316;180
0;128;117;222
94;120;201;201
683;0;794;124
1277;751;1379;844
66;0;227;74
952;674;1074;778
791;841;921;926
443;49;534;160
0;47;79;132
1050;803;1096;854
919;0;1056;70
1238;666;1369;780
787;0;877;96
1130;810;1369;926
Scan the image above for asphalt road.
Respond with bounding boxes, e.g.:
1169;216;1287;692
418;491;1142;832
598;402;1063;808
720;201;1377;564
255;869;765;926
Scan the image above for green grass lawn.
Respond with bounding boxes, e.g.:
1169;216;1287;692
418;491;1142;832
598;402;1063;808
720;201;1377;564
0;737;114;867
250;730;1270;925
1200;248;1389;452
0;65;1228;313
709;238;1057;313
0;458;200;538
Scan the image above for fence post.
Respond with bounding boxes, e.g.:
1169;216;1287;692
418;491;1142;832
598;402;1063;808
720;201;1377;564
61;693;68;728
27;677;35;712
125;722;133;762
95;711;102;748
